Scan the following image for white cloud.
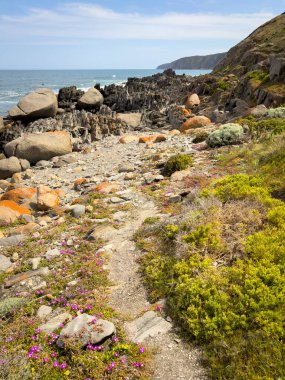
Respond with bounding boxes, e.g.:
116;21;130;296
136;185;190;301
0;2;276;43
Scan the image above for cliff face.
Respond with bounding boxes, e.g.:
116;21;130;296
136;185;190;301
157;53;227;70
213;13;285;107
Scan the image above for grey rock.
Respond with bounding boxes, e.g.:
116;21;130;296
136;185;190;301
22;214;35;223
116;112;142;128
19;159;31;171
45;248;61;260
9;88;58;120
126;311;172;342
5;132;72;164
0;255;12;272
0;235;27;247
37;305;53;319
71;205;86;218
57;314;115;347
110;197;124;204
5;267;50;287
118;164;135;173
169;194;182;203
0;156;25;180
40;312;72;333
35;160;51;168
77;88;104;110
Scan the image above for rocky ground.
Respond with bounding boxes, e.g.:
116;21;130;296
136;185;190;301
0;130;213;379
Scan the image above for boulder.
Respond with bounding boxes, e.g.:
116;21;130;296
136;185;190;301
57;314;115;347
37;185;59;211
0;156;30;180
116;113;141;128
0;200;30;226
5;132;72;164
77;88;104;109
244;104;268;117
180;116;211;132
1;187;37;209
8;88;58;120
40;313;72;334
185;93;200;109
119;135;139;144
0;255;12;272
168;105;190;130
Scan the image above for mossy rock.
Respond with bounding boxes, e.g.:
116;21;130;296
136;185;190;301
162;154;193;176
207;123;244;148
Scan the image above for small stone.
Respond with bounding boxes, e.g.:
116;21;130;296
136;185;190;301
12;252;19;262
29;257;41;270
110;197;123;204
169;194;182;203
23;169;33;179
155;175;164;182
85;205;93;213
35;160;51;168
37;305;52;319
11;172;22;184
22;214;35;223
118;164;135;173
45;248;61;260
0;255;12;272
71;205;86;218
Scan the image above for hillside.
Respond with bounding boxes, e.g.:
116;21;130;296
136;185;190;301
157;52;226;70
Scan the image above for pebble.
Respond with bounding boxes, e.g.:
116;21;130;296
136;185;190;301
45;248;61;260
37;305;53;319
110;197;123;204
29;257;41;270
71;205;86;218
0;255;12;272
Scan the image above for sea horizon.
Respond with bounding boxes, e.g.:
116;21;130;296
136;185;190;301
0;69;211;116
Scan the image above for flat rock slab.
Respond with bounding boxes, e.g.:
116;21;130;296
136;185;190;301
0;255;12;272
5;267;50;287
40;312;72;334
0;235;27;247
126;311;172;343
57;313;115;347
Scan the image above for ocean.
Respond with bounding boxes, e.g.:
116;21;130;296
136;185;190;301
0;69;210;116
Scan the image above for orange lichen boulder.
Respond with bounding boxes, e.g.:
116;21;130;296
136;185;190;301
1;187;37;208
93;182;120;194
180;116;211;132
0;200;31;215
138;136;155;143
37;185;59;211
154;135;167;143
119;135;138;144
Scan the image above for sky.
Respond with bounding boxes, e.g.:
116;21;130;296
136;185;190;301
0;0;284;69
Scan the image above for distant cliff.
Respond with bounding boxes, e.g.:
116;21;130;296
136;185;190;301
157;52;227;70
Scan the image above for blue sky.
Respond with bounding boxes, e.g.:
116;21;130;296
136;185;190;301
0;0;284;69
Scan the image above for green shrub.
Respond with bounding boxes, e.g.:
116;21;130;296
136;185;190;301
207;124;244;148
268;107;285;118
217;81;231;90
162;154;192;176
0;297;25;317
246;70;270;83
246;118;285;140
204;174;276;205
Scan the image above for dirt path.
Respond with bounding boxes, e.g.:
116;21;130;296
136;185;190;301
20;134;208;379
